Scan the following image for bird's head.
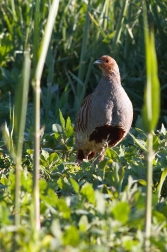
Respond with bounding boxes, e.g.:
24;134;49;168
94;55;120;77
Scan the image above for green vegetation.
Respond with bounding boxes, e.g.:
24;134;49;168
0;0;167;251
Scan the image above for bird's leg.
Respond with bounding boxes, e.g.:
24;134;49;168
88;151;96;160
76;149;85;165
98;147;106;162
97;139;108;163
83;150;90;161
76;149;93;165
93;147;106;165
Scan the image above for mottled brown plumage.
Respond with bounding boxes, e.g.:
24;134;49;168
75;55;133;163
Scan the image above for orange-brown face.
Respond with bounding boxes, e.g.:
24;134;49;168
94;55;118;75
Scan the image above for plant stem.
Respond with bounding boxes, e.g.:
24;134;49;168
32;0;41;231
113;0;129;48
32;0;40;78
32;0;60;232
144;132;153;251
123;2;132;73
15;157;21;226
13;159;21;252
33;79;41;231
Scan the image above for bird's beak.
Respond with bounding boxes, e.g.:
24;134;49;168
94;59;101;64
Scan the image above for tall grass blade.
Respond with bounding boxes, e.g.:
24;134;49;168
35;0;59;82
10;0;17;21
2;50;31;250
142;11;160;133
14;51;30;226
32;0;40;78
142;2;160;251
14;53;31;158
32;0;60;232
113;0;129;49
157;168;167;199
76;0;90;110
45;45;56;121
101;0;110;30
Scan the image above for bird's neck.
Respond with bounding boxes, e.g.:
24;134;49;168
102;70;121;84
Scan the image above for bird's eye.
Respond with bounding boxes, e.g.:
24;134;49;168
106;59;109;63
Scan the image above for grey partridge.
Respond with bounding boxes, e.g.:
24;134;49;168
75;55;133;163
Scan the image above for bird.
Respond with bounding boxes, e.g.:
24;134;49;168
74;55;133;164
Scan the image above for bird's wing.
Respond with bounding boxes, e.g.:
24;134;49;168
74;94;92;133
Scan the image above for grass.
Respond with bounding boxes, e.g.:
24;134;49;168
0;0;167;251
142;2;160;250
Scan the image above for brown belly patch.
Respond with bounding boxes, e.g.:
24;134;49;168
89;125;125;147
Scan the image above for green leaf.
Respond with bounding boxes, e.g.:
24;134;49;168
1;122;15;159
88;12;106;38
51;220;62;239
142;22;160;133
122;236;138;251
39;179;47;191
152;134;160;151
78;215;89;232
160;124;166;135
157;168;167;198
52;123;62;133
102;31;116;43
138;179;147;186
65;117;74;137
66;116;72;129
41;188;58;207
48;152;59;163
57;198;71;219
112;201;130;224
105;147;119;159
129;132;147;151
26;149;33;155
81;183;95;205
152;210;166;223
95;191;105;214
41;149;49;160
59;109;65;129
63;226;80;246
70;178;79;194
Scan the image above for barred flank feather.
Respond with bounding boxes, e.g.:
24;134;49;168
75;94;92;132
